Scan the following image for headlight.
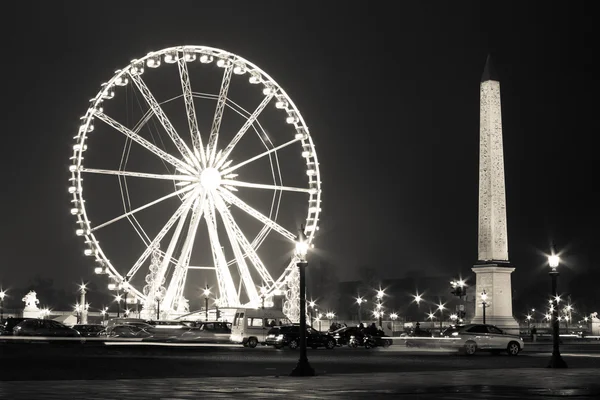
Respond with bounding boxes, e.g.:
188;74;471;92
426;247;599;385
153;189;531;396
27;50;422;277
452;332;459;336
276;334;284;340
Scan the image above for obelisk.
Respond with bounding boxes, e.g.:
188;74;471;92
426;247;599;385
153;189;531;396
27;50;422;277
471;55;519;331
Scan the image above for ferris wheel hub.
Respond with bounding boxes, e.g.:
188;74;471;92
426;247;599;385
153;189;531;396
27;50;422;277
199;167;221;190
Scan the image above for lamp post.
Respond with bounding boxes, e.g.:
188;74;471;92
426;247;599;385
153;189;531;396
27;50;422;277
481;290;488;324
203;286;211;321
290;228;315;377
326;312;335;330
437;304;445;332
547;250;567;368
101;307;107;324
375;289;385;327
114;294;122;318
356;297;366;324
155;291;162;320
79;284;88;324
308;300;316;327
260;285;267;310
0;289;6;322
390;312;398;335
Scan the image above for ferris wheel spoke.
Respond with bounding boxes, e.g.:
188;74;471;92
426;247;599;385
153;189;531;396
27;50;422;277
215;194;260;305
213;194;275;287
177;57;207;168
128;73;200;169
163;192;206;310
81;167;196;182
91;184;195;232
216;93;275;168
218;188;296;242
205;196;239;306
132;108;154;134
95;111;194;174
220;137;300;175
220;180;314;194
125;191;198;279
207;64;234;166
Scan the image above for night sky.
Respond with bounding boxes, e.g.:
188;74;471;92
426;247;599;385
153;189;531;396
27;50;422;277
0;2;595;304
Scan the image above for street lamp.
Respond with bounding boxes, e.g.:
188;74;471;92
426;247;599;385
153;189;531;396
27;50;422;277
480;290;489;324
390;312;398;335
547;249;567;368
437;304;445;332
114;294;123;318
0;289;6;322
155;290;163;320
79;284;88;324
260;285;268;310
203;286;211;321
375;301;384;327
412;293;423;305
308;300;316;327
290;228;315;377
355;297;367;323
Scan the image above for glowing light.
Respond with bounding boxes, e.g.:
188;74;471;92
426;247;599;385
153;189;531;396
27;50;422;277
199;168;221;190
412;293;423;304
203;287;211;297
548;254;560;269
295;241;308;258
390;313;398;320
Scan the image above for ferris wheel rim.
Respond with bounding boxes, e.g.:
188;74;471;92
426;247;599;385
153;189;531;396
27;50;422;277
69;45;322;308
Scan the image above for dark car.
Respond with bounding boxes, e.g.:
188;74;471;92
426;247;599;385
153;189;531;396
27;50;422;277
100;324;152;338
2;318;27;335
332;326;363;346
73;324;105;337
265;324;336;349
179;321;232;342
13;319;81;337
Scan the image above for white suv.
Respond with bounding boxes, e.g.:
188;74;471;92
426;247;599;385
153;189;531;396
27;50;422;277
442;324;524;356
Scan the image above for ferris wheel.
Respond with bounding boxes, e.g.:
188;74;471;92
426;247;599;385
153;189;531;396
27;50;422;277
68;46;321;317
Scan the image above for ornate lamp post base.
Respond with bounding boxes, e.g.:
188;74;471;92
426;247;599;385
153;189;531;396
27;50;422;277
290;359;315;376
547;354;568;368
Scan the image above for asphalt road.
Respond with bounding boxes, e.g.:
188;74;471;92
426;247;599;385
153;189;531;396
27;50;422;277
1;342;599;381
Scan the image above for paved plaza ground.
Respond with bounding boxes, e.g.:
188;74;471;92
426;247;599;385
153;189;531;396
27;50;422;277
1;369;599;399
1;342;599;399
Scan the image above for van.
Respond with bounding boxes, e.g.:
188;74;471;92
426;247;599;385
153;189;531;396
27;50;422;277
230;308;291;347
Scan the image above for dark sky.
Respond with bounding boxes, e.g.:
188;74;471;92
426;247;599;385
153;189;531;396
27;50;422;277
0;1;596;300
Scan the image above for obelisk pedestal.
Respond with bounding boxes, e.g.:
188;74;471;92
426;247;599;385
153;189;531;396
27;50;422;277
471;55;519;333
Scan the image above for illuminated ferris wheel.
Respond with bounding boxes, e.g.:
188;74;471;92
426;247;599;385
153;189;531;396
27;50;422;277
68;46;321;317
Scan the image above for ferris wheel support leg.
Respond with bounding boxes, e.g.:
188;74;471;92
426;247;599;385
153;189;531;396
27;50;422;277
205;196;239;307
214;194;260;306
163;193;206;311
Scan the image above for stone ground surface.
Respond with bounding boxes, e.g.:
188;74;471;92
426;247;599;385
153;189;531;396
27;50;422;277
2;368;600;399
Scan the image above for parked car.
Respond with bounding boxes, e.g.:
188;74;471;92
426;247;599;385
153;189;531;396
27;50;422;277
265;324;337;350
13;319;81;337
349;332;393;349
404;327;435;348
331;326;363;346
73;324;105;337
2;318;27;335
100;324;152;338
179;321;232;342
440;324;524;356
